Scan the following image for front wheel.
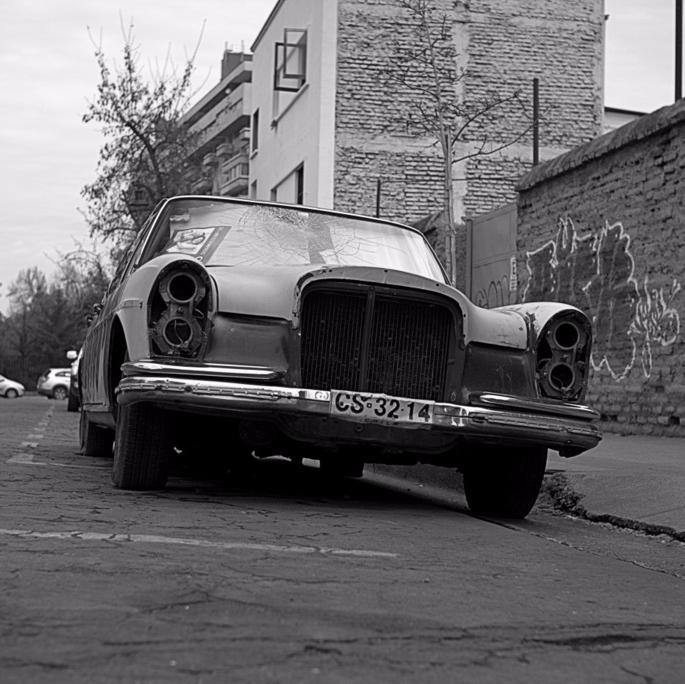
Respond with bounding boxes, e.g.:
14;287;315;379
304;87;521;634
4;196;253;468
463;446;547;519
112;403;171;490
53;385;68;400
5;389;18;399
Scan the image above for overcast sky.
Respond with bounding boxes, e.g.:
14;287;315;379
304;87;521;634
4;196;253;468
0;0;678;313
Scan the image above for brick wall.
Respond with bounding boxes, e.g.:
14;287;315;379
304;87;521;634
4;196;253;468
334;0;603;235
517;99;685;436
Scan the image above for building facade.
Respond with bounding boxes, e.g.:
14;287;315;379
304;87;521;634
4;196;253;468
249;0;338;206
249;0;605;235
183;49;253;197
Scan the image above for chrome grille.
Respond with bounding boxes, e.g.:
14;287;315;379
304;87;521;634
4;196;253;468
301;287;453;401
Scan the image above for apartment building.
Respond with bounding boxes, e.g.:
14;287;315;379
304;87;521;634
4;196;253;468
183;49;253;197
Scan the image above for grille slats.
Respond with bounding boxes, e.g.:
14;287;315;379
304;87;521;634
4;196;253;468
301;287;453;401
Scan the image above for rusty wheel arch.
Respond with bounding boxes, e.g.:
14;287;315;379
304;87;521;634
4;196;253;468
108;317;128;417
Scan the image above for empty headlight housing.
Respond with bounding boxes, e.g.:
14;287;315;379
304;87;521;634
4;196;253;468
535;313;592;402
148;261;213;358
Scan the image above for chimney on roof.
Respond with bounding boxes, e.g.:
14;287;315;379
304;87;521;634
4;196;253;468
221;49;246;79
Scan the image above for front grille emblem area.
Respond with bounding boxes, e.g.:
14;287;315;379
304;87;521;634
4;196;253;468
300;286;453;401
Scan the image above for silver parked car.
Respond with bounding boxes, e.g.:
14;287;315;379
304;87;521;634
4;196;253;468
36;368;72;400
0;375;25;398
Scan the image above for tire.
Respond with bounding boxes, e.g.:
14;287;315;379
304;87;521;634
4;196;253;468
5;389;18;399
463;446;547;519
112;403;170;490
80;410;114;457
53;385;68;400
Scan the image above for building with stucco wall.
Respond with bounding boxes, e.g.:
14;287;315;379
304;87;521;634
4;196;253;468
249;0;338;206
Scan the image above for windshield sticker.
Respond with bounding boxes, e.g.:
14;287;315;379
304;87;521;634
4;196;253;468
165;225;230;260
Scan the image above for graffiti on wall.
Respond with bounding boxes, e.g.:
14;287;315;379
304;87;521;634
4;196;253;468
524;217;681;380
474;276;516;309
474;257;518;309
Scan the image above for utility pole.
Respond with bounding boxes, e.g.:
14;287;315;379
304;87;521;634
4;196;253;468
677;0;683;100
532;78;539;166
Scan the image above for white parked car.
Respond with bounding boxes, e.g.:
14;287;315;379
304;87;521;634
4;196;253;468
0;375;25;398
36;368;72;400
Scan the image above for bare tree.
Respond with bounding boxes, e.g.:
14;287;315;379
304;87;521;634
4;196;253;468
386;0;532;283
1;254;110;386
81;21;205;245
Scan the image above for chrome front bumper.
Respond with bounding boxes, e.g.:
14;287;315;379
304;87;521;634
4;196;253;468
117;361;602;454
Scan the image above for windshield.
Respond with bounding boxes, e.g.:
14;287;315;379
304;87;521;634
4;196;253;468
142;198;445;281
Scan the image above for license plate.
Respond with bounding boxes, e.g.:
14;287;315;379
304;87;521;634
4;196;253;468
330;390;434;424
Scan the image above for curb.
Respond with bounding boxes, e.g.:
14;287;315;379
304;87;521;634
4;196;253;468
539;472;685;542
370;463;685;543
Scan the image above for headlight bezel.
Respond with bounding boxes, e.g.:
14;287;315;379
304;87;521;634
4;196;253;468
148;260;214;360
535;312;592;402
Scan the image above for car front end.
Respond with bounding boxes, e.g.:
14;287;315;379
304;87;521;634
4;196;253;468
115;258;600;461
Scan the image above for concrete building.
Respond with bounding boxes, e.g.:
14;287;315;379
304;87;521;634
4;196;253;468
603;106;645;134
249;0;337;206
183;49;253;197
249;0;605;233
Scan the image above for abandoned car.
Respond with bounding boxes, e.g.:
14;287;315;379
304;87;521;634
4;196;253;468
78;196;601;518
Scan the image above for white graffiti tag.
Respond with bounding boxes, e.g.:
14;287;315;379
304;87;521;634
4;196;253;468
524;217;681;380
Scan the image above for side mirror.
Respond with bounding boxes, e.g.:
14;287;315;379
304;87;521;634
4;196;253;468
66;350;78;361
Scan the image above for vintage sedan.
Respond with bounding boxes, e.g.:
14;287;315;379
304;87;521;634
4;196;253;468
79;196;601;517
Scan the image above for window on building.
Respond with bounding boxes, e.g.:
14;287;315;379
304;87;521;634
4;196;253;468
250;180;257;199
251;109;259;153
295;164;304;205
270;187;278;202
274;29;307;92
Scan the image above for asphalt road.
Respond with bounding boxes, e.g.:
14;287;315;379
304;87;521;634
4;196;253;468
1;395;684;683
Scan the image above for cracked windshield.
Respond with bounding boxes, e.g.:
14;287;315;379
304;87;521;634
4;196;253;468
152;199;445;280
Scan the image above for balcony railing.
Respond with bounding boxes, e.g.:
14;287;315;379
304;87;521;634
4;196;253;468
218;150;250;196
188;82;251;153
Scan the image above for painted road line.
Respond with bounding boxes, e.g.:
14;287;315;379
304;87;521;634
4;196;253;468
6;459;106;469
7;406;55;465
0;528;399;559
7;453;36;465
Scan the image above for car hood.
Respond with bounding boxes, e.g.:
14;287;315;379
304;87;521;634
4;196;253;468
207;264;451;318
207;264;529;349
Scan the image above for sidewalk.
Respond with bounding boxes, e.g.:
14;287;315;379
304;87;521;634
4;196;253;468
371;434;685;536
546;434;685;535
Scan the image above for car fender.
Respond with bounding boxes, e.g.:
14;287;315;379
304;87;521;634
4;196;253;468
113;254;212;362
498;301;590;340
